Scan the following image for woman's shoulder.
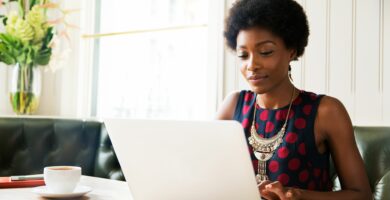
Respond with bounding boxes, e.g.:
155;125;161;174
224;90;255;104
315;94;352;136
317;95;346;116
216;90;253;120
297;90;347;119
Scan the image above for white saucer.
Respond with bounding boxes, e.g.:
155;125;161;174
32;185;92;198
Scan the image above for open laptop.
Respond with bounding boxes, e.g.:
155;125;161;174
104;119;261;200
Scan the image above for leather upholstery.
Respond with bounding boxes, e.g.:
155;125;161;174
0;117;124;180
330;126;390;200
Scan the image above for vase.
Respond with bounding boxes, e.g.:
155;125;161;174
8;63;42;115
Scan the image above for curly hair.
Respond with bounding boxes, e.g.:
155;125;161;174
224;0;309;59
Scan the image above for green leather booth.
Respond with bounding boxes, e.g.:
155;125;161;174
0;117;124;180
0;117;389;199
330;127;390;200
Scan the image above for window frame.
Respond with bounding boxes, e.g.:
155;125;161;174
78;0;226;119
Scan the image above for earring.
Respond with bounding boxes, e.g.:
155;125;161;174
288;65;293;82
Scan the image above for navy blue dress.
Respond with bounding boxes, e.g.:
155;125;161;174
233;90;332;191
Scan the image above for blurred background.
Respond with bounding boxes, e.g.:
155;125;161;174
0;0;389;126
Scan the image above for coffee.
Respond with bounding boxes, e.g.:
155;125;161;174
48;167;73;170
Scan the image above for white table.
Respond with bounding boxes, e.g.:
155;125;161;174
0;176;133;200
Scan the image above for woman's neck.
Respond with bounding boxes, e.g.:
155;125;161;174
256;80;297;109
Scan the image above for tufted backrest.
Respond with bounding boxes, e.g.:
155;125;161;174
0;117;124;180
93;125;124;180
330;126;390;200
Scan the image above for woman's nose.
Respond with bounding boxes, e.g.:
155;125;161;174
246;54;260;71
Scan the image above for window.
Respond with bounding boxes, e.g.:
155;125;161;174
92;0;222;119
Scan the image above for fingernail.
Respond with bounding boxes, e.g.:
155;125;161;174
265;185;271;189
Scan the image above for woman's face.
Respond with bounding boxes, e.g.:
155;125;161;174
236;27;295;94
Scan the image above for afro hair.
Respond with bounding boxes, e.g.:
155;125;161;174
224;0;309;59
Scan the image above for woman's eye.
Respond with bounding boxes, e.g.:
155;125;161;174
237;53;248;59
259;51;273;56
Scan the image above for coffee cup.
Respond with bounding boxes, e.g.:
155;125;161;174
44;166;81;193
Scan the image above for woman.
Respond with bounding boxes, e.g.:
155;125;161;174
216;0;371;199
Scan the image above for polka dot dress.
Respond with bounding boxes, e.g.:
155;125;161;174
233;90;332;191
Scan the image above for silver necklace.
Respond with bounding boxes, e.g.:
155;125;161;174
248;88;295;183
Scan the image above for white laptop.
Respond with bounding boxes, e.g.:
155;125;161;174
104;119;261;200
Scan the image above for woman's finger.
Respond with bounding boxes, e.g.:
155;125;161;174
261;189;280;200
264;181;286;199
258;180;272;190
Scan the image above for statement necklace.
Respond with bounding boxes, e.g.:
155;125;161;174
248;88;295;183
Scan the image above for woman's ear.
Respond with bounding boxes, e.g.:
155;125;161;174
290;49;297;61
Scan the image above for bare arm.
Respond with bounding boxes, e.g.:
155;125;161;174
215;91;240;120
261;96;372;200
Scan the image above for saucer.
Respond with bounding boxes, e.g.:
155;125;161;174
32;185;92;198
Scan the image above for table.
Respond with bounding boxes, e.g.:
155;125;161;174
0;176;133;200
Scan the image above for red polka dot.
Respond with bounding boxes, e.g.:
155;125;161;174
294;118;306;129
275;109;294;121
303;105;312;115
277;173;290;185
298;143;306;155
310;93;317;100
288;158;301;171
265;121;274;133
293;96;302;105
275;110;284;121
285;132;298;143
278;147;289;159
255;122;259;129
241;119;249;128
314;168;321;177
244;93;254;102
308;181;316;190
269;160;279;173
242;105;250;115
299;170;309;182
260;110;269;121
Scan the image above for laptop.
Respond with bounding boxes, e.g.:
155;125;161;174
104;119;261;200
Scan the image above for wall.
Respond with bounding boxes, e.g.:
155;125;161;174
1;0;389;126
223;0;390;126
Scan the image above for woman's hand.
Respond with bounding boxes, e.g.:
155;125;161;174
258;181;302;200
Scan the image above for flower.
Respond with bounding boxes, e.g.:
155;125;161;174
0;0;73;68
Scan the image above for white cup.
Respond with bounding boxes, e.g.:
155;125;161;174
44;166;81;193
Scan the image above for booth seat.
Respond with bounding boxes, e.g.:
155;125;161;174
0;117;389;199
0;117;124;180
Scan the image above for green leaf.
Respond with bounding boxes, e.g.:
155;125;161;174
26;46;35;64
0;33;25;65
42;27;54;47
18;0;25;18
0;33;14;44
0;53;16;65
29;0;37;9
34;48;51;65
2;16;7;26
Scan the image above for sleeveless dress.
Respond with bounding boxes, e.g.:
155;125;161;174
233;90;332;191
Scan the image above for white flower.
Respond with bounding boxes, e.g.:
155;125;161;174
45;35;71;72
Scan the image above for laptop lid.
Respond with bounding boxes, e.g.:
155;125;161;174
104;119;260;200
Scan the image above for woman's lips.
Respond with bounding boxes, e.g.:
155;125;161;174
248;74;268;84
